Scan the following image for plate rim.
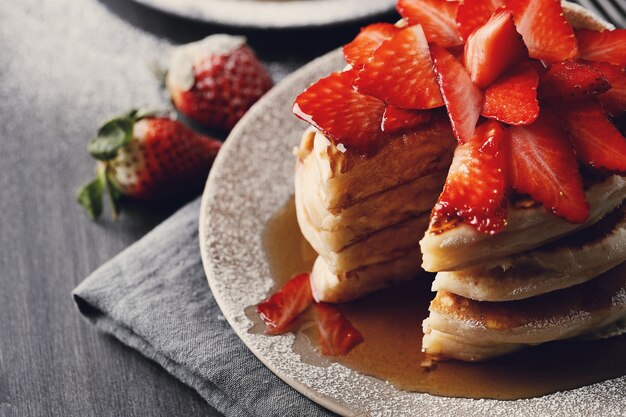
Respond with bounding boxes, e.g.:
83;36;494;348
131;0;396;29
199;49;355;416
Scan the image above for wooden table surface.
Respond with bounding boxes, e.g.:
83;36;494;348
0;1;394;416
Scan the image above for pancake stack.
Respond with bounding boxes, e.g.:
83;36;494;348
420;175;626;361
295;113;456;303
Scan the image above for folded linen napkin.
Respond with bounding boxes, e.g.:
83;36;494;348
72;198;335;417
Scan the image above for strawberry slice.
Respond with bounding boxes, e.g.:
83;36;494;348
463;9;528;89
482;61;539;125
396;0;462;47
539;61;611;101
355;25;443;110
315;303;363;356
381;106;432;133
509;108;589;223
343;23;399;68
506;0;578;63
558;99;626;173
257;273;314;335
576;29;626;67
431;44;483;143
456;0;505;41
293;69;386;153
584;61;626;116
431;120;509;235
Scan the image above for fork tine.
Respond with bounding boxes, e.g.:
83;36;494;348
606;0;626;28
575;0;611;23
596;0;626;28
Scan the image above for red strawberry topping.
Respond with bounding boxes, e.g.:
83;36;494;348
463;9;528;89
431;120;510;234
506;0;578;63
343;23;399;68
381;106;432;133
558;99;626;173
576;29;626;67
396;0;462;47
456;0;505;41
293;70;386;153
482;61;539;125
584;61;626;116
257;273;314;335
539;60;611;101
355;25;444;110
431;44;483;143
509;108;589;223
315;303;363;356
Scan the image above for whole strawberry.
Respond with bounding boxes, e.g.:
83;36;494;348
77;110;221;219
166;34;274;131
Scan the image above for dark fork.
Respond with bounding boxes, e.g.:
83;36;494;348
574;0;626;28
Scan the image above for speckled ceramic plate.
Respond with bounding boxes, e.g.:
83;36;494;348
131;0;395;28
199;45;626;416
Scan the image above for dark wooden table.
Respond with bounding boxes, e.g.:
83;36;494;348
0;1;395;416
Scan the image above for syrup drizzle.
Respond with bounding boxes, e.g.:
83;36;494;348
247;197;626;400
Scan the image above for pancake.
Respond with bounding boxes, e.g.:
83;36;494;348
297;112;455;212
420;175;626;272
310;250;424;303
423;261;626;362
433;202;626;301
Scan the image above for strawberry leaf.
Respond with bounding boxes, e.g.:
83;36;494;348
76;176;104;220
88;116;134;161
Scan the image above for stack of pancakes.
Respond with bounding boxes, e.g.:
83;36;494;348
294;2;626;361
420;175;626;361
295;113;456;303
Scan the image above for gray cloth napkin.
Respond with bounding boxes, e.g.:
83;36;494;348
72;198;335;417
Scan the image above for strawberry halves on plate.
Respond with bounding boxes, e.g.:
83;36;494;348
396;0;462;47
506;0;578;63
343;23;399;68
509;108;589;224
482;61;540;125
355;24;444;110
293;69;386;153
430;120;510;235
257;273;314;335
431;44;483;144
316;303;363;356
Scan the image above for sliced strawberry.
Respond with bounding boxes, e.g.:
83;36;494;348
381;106;431;133
576;29;626;67
293;69;386;153
315;303;363;356
343;23;399;68
257;273;314;335
463;9;528;89
355;25;443;110
539;61;611;101
396;0;462;47
431;120;509;235
558;99;626;173
456;0;505;41
482;62;539;125
509;108;589;223
431;44;483;143
584;61;626;116
506;0;578;63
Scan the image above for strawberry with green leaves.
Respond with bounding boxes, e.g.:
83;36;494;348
77;110;221;219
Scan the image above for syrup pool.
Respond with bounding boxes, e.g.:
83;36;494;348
247;197;626;400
